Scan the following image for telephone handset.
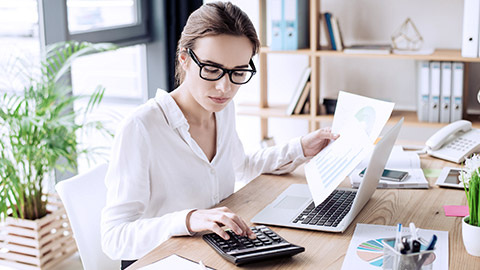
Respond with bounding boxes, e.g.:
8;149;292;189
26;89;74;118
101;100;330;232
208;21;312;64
425;120;480;163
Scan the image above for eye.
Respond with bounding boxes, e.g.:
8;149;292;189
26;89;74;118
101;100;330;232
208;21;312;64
203;66;221;74
233;71;246;77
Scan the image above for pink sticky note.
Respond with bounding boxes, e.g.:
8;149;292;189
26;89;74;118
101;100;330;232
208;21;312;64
443;205;469;217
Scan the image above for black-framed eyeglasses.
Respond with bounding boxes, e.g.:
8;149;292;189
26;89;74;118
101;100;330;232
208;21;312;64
187;48;256;85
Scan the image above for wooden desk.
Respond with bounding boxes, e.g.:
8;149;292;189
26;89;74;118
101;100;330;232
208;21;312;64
128;156;480;269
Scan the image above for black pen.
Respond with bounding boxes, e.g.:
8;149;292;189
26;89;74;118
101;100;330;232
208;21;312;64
411;239;421;253
400;237;410;254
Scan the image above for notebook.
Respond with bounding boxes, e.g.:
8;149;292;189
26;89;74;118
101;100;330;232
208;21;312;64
251;118;403;232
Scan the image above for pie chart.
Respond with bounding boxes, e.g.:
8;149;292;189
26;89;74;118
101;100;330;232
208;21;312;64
356;238;385;267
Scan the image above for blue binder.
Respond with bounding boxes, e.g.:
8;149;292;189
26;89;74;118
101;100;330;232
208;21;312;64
269;0;308;51
283;0;309;50
270;0;284;50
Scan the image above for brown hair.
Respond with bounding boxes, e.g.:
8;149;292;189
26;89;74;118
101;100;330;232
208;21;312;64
174;1;260;87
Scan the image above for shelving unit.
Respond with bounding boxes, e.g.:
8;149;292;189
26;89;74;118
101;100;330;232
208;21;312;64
242;0;480;140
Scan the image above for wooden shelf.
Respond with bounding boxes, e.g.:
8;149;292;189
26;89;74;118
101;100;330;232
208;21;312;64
260;47;480;63
238;105;480;128
237;104;311;120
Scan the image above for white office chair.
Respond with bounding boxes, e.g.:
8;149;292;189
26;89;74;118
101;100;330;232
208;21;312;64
56;163;119;270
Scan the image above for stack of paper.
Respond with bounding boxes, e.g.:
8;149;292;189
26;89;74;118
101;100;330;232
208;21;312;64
349;145;428;189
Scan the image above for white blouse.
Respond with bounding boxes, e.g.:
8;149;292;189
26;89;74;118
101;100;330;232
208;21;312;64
101;89;308;260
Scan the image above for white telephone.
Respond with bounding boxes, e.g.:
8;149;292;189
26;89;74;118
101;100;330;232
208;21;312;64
425;120;480;163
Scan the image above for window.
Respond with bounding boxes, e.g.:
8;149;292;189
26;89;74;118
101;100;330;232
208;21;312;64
71;44;147;172
0;0;40;93
67;0;138;33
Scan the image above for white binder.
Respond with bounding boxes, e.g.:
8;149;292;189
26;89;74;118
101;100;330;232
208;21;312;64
429;62;441;123
440;62;452;123
417;61;430;122
451;62;464;122
462;0;480;57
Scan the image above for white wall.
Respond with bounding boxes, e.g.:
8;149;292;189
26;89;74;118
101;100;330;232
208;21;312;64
206;0;474;152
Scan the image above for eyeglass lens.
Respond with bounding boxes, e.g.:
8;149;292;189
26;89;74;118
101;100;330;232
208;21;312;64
200;66;253;84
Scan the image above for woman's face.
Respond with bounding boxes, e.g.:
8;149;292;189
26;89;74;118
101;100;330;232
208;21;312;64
180;34;254;113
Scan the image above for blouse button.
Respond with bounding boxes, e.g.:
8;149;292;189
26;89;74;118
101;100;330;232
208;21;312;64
210;168;215;174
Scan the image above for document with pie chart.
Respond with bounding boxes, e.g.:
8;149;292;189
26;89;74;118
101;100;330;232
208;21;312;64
305;91;394;206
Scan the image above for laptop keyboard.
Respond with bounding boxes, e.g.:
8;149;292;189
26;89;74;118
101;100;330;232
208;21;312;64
292;190;356;227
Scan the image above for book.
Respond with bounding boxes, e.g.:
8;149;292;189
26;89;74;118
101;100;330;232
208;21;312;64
324;12;336;50
330;15;343;51
286;67;311;115
349;145;429;189
343;44;391;54
320;13;332;49
293;81;311;114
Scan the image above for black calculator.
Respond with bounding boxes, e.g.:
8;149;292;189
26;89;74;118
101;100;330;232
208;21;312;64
202;225;304;265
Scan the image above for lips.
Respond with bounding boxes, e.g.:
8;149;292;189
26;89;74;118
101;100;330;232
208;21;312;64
209;96;229;104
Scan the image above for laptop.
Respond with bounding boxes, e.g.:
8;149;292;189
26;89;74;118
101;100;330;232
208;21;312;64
251;118;403;232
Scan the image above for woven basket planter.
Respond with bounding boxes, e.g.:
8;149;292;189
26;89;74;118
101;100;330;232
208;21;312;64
0;195;77;270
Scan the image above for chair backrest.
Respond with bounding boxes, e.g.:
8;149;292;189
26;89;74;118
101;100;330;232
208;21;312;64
56;163;119;270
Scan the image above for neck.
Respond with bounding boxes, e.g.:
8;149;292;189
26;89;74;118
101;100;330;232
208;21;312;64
171;84;213;126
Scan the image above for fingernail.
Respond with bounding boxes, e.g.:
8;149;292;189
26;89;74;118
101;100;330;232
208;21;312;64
224;234;230;240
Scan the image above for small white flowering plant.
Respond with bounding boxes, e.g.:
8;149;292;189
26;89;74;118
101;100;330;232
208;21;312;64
460;154;480;226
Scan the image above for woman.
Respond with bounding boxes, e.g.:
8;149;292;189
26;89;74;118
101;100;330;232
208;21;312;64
101;2;339;268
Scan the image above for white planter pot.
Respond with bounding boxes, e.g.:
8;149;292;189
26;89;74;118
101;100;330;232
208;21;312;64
462;216;480;257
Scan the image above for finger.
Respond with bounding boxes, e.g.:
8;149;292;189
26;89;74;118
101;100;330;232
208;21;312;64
231;214;255;238
209;222;230;240
218;213;244;236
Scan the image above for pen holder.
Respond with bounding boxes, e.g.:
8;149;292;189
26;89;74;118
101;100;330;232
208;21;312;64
382;238;435;270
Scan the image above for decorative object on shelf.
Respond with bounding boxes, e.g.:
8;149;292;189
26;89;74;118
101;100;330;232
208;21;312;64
477;89;480;104
0;41;116;269
323;98;337;115
460;154;480;256
391;18;423;51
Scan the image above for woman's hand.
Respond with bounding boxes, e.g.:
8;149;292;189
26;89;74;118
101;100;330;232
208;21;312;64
186;207;256;240
301;127;340;157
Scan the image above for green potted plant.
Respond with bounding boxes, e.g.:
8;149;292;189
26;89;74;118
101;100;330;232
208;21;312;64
461;153;480;256
0;40;116;269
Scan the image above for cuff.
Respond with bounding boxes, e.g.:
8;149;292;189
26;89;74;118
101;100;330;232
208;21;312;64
289;137;310;162
169;208;197;237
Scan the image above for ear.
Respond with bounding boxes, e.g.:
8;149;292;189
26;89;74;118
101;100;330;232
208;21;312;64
178;49;189;70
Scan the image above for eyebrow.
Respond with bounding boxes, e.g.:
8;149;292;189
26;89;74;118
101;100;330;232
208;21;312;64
202;59;250;69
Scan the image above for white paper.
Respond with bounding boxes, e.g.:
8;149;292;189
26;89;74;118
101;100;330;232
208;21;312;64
341;224;448;270
332;91;395;144
138;254;214;270
305;91;394;205
305;120;371;206
349;146;429;189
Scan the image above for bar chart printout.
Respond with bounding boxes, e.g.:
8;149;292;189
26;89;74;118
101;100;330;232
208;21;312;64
305;121;372;206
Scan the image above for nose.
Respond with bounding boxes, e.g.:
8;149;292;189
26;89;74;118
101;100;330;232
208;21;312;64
215;74;232;93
